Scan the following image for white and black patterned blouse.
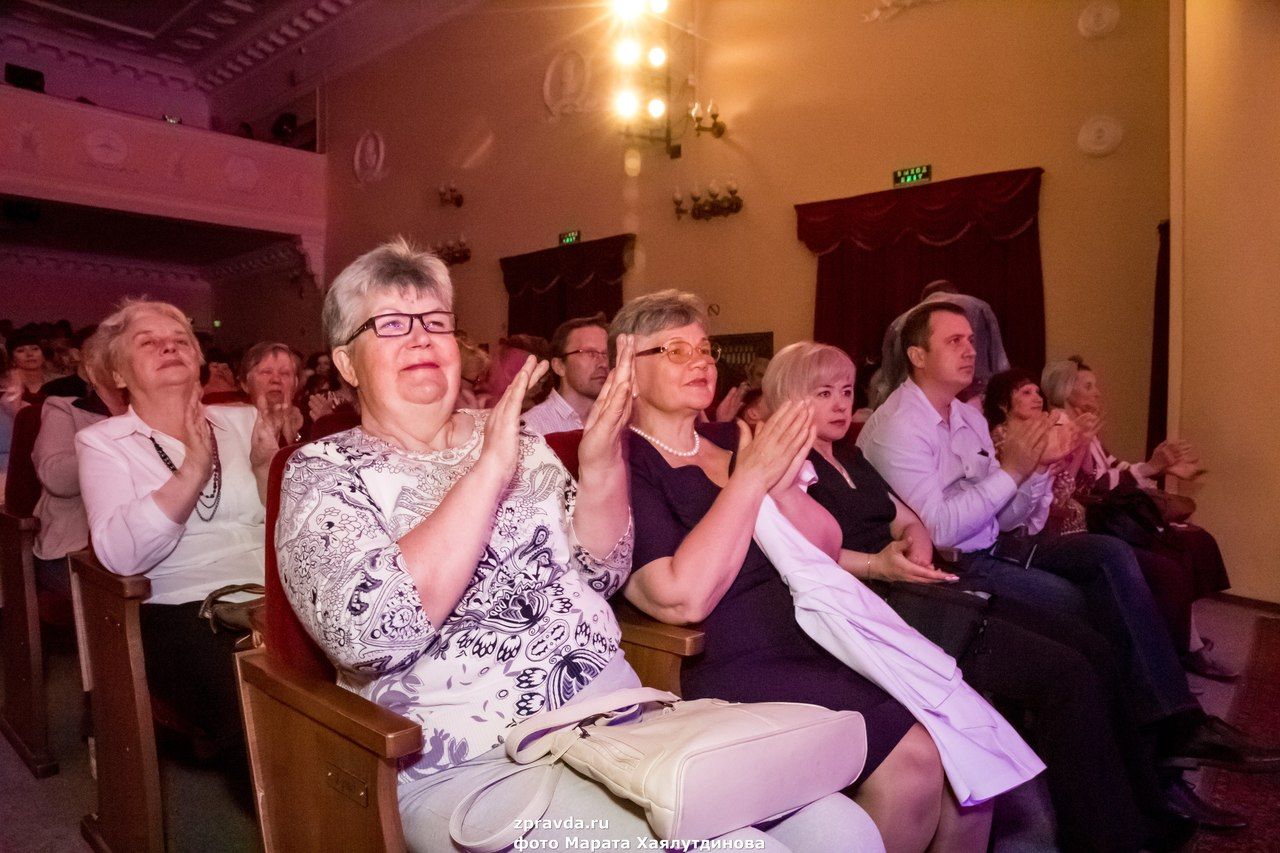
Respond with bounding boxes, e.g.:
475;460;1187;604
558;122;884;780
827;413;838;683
275;409;633;780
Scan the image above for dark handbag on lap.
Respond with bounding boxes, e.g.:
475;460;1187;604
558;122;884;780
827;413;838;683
197;583;266;633
1078;474;1166;549
875;581;994;662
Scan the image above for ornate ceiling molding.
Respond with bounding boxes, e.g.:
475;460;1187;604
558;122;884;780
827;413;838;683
200;238;312;284
0;245;206;287
195;0;361;92
0;25;198;93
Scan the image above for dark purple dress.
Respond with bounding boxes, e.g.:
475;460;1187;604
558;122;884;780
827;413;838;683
627;421;916;784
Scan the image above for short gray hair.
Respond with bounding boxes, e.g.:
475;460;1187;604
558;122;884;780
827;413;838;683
97;298;202;380
238;341;302;383
323;237;453;349
1040;357;1089;408
763;342;854;415
608;289;708;357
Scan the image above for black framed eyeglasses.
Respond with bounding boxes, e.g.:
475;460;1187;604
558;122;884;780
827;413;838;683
345;311;457;345
634;341;722;365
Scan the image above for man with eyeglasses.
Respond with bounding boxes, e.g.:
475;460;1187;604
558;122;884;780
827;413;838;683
521;315;611;436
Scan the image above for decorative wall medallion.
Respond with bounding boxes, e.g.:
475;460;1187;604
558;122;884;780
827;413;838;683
543;50;591;117
223;155;262;191
84;128;128;167
353;130;388;184
1077;115;1124;156
1077;1;1121;39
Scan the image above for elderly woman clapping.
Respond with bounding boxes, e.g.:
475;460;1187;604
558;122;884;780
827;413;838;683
76;299;293;766
276;240;868;851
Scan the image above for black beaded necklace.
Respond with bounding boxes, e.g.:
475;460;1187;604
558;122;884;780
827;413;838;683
149;423;222;522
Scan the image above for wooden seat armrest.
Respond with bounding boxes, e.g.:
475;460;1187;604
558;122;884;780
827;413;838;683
0;509;39;531
240;650;422;760
70;550;151;600
614;599;705;657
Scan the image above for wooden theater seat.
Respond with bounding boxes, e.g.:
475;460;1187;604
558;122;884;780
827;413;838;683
71;549;164;853
71;547;264;853
240;435;704;852
1;402;58;777
0;509;56;777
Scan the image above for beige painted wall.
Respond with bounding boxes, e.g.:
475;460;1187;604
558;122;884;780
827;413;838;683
1177;0;1280;602
324;0;1168;457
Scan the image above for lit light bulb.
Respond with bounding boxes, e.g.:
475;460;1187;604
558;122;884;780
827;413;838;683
647;97;666;119
614;0;645;20
690;101;702;119
615;38;641;65
614;90;641;119
647;46;667;67
649;0;669;13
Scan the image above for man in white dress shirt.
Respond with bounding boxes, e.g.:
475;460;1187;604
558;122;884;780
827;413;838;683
859;301;1280;776
521;316;609;436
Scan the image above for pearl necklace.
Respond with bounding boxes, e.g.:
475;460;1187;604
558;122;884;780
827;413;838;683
629;425;700;458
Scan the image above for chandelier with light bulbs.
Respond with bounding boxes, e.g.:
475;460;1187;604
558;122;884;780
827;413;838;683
609;0;688;158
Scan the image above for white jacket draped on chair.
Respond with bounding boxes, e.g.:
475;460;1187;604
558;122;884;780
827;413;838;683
752;468;1045;806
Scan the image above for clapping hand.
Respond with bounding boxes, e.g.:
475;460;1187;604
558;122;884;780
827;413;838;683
250;399;291;469
714;382;748;423
1163;439;1205;480
179;386;215;485
999;412;1051;483
1072;412;1102;448
735;400;816;497
578;335;635;477
478;354;549;487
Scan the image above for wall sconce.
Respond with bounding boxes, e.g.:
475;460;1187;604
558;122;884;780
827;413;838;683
438;184;464;207
432;237;471;265
690;100;726;138
674;181;743;220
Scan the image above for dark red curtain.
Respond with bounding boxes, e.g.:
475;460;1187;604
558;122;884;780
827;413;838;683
500;233;634;340
1146;220;1170;456
796;168;1046;373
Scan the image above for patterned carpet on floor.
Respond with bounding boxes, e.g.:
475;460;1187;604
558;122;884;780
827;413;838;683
1192;616;1280;853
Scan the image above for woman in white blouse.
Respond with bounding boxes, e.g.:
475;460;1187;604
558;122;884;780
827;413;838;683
76;299;291;763
276;239;876;852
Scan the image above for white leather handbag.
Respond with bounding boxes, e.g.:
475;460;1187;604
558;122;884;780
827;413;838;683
450;687;867;851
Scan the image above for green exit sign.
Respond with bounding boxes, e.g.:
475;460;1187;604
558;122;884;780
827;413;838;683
559;230;582;245
893;165;932;187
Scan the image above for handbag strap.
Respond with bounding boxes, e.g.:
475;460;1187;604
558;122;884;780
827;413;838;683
449;758;564;853
451;688;675;851
505;687;678;763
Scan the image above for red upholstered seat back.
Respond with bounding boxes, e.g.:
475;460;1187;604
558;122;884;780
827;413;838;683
4;400;45;517
264;443;335;680
201;390;251;406
543;429;584;480
309;405;359;441
264;430;589;681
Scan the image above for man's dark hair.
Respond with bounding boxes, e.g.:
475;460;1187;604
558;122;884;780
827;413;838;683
899;301;967;372
550;314;608;359
920;279;959;300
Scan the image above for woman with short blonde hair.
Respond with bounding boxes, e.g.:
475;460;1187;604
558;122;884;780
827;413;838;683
76;298;292;774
